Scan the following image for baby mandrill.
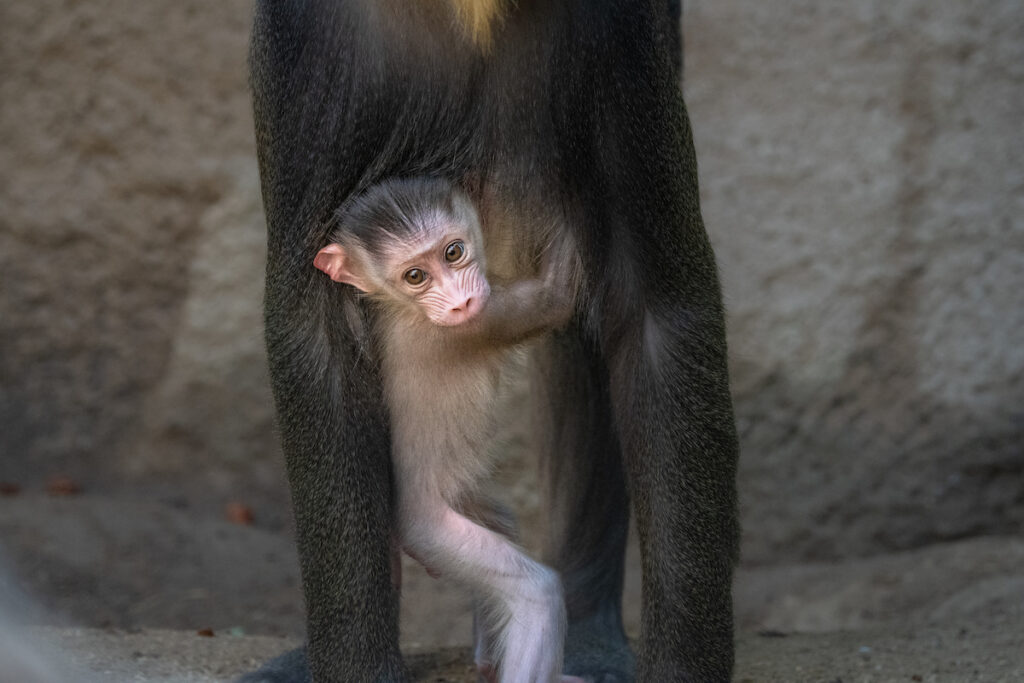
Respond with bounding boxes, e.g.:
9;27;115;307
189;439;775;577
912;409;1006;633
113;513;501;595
314;177;583;683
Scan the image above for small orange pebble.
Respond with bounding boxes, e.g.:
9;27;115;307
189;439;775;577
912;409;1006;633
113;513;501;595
225;501;254;525
0;482;21;496
47;475;81;496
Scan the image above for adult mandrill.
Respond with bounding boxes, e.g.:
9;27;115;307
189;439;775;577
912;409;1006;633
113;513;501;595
245;0;739;681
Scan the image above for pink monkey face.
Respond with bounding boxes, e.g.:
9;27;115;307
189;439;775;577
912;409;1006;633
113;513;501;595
395;237;491;327
314;210;492;328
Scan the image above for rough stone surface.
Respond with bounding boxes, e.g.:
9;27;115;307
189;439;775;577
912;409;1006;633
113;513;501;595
0;495;302;638
11;621;1024;683
3;494;1023;658
132;159;275;477
0;0;264;486
686;0;1024;561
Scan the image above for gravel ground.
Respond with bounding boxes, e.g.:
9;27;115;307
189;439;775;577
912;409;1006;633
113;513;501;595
11;618;1022;683
2;494;1023;682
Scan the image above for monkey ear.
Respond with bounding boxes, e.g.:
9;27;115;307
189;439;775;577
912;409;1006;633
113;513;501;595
314;244;374;293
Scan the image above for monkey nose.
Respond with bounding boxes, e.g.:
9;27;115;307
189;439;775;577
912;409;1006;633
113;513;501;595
451;296;480;323
464;296;486;318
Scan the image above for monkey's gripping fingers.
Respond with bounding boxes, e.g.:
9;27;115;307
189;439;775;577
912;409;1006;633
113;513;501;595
540;228;582;297
538;235;581;329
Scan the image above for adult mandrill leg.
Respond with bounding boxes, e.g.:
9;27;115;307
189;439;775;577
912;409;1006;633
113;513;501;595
534;327;635;682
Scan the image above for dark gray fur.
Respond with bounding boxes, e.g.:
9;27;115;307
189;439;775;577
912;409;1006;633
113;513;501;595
245;0;737;681
330;177;458;253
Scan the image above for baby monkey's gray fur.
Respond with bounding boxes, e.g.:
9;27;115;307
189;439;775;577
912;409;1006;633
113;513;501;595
320;177;582;683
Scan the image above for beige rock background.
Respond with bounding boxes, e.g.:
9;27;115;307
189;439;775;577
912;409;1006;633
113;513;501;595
0;0;276;486
690;0;1024;563
1;0;1022;680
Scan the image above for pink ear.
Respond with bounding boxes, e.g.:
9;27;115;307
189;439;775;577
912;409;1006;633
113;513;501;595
314;244;373;292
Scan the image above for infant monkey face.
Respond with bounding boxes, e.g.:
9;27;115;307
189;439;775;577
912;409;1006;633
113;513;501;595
401;237;491;327
314;177;494;329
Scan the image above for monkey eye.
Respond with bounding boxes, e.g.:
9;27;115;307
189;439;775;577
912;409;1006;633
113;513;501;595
444;240;465;263
403;268;427;286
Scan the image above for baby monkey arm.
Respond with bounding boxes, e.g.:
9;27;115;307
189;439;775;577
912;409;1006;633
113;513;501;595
476;230;580;346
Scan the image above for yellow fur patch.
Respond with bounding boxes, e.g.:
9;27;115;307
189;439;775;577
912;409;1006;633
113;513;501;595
448;0;506;49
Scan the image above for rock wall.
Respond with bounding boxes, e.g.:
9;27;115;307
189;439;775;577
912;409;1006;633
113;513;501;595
0;0;269;483
686;0;1024;561
1;0;1020;563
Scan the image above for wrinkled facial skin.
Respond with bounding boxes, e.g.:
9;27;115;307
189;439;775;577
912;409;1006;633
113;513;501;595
385;231;491;327
314;217;492;328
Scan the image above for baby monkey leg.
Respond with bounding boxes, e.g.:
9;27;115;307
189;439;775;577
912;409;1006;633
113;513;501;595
399;495;583;683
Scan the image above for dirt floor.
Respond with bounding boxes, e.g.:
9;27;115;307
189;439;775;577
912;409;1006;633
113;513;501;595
11;617;1024;683
1;491;1022;682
